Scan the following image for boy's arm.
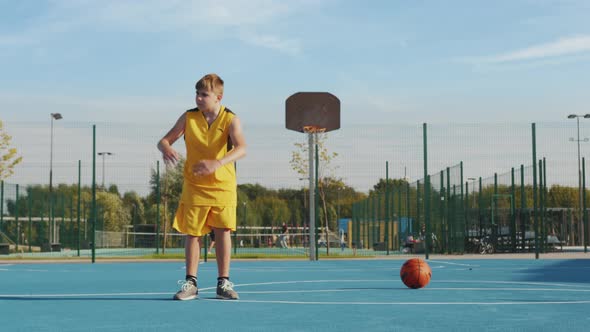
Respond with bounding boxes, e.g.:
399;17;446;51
157;113;186;166
220;116;247;165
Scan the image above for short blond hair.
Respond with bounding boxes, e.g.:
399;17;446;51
195;73;224;95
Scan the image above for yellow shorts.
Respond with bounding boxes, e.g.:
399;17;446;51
172;204;236;237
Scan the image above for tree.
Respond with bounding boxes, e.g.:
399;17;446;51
371;178;409;195
252;196;291;228
278;188;305;227
146;157;184;225
290;132;339;180
0;120;22;180
236;189;257;227
145;158;185;251
547;185;577;208
123;191;146;226
96;191;130;232
239;183;271;202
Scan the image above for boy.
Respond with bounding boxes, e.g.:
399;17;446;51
157;73;246;300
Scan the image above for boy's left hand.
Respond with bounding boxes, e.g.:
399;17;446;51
193;160;221;176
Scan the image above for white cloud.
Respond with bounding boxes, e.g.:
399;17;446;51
461;35;590;65
238;31;301;55
0;92;184;123
91;0;297;29
0;0;315;54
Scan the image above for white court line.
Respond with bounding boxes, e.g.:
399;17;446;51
4;286;587;298
234;279;396;288
433;261;479;267
230;268;393;272
0;292;172;298
0;269;50;272
214;299;590;305
233;279;590;289
227;287;590;294
2;279;589;306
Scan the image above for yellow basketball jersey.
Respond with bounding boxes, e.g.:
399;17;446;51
181;106;237;206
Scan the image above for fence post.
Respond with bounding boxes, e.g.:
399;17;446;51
0;181;3;235
532;123;539;259
28;191;32;253
423;123;430;260
460;161;464;254
77;160;81;257
156;160;160;255
385;161;389;255
584;157;587;253
91;124;96;263
16;184;20;251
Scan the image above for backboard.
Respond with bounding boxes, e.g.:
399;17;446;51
285;92;340;133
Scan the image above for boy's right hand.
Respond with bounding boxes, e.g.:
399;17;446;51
162;146;180;166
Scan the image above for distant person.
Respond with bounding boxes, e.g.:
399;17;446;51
279;222;289;248
158;73;247;301
270;234;277;247
403;234;416;253
207;231;215;254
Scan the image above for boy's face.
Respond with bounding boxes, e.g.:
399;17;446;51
195;89;222;111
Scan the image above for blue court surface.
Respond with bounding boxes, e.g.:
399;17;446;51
2;258;590;331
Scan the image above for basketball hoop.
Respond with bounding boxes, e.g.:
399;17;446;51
285;92;340;262
302;125;327;134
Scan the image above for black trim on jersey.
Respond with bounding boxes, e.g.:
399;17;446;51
225;108;234;151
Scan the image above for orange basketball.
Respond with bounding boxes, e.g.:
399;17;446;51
400;258;432;289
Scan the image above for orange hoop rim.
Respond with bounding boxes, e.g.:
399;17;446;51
302;125;327;133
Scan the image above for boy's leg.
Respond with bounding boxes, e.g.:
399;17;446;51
173;235;201;300
185;235;201;277
214;227;239;299
213;228;231;278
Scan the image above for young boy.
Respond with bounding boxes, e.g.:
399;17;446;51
157;73;246;300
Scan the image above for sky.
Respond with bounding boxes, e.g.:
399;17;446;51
1;0;589;126
1;1;590;193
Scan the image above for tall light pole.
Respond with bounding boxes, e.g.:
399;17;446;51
97;152;113;189
49;113;62;245
568;114;590;246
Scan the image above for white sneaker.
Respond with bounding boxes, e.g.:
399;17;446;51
173;280;198;301
216;279;239;300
